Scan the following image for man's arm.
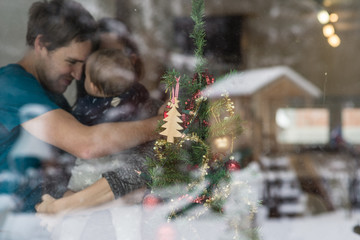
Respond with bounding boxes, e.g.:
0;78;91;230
22;108;162;159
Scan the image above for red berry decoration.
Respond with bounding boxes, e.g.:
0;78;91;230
226;159;241;171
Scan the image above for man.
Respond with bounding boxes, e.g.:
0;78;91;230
0;0;162;212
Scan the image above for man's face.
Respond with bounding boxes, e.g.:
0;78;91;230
36;40;92;94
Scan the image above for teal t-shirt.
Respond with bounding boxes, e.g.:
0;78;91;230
0;64;59;210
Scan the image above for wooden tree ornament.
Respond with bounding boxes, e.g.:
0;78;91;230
160;77;183;143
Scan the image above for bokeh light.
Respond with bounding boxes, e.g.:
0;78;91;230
328;34;341;47
329;13;339;23
323;24;335;37
317;10;330;24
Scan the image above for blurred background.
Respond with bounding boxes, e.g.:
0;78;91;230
2;0;360;239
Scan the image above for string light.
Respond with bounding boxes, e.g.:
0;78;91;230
329;13;339;23
317;10;330;24
322;24;335;37
214;136;230;150
316;8;341;47
328;34;341;48
323;0;331;7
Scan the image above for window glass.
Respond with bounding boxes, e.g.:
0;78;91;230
342;108;360;144
276;108;329;144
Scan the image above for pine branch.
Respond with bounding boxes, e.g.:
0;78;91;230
190;0;207;75
210;114;243;138
161;69;181;94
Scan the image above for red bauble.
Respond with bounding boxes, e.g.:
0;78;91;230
193;195;207;204
226;160;241;171
143;194;160;209
163;105;171;119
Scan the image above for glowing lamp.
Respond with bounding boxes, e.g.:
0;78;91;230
214;136;230;150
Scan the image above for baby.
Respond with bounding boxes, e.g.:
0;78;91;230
67;48;162;195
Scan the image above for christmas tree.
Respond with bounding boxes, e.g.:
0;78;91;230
145;0;260;239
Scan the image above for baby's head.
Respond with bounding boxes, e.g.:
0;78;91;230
84;48;136;97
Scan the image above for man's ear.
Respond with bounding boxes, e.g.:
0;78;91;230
34;35;48;54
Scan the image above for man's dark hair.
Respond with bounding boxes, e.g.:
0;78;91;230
26;0;98;51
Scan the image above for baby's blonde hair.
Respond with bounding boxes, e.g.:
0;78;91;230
86;48;135;96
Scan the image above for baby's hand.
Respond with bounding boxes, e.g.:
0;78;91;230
158;102;167;116
36;194;67;232
35;194;57;214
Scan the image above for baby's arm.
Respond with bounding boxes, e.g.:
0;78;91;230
36;178;115;214
63;190;75;197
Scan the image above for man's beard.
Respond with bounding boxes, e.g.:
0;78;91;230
35;62;63;94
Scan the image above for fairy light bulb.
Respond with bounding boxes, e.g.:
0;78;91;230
328;34;341;47
214;137;230;150
317;10;330;24
323;0;332;7
329;13;339;23
323;24;335;37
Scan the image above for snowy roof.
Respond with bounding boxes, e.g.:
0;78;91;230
203;66;322;98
